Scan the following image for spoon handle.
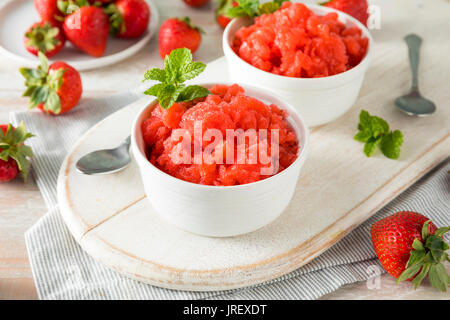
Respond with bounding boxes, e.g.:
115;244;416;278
404;34;422;90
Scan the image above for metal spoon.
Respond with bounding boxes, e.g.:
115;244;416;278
76;136;131;175
395;34;436;116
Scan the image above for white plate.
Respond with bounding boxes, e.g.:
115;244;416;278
0;0;159;70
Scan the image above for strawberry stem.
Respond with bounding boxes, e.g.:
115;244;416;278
397;220;450;292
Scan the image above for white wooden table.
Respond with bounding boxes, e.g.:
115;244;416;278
0;0;449;300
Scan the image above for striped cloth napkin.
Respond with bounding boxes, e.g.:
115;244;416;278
11;91;450;300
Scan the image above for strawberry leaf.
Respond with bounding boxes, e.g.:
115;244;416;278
422;220;430;240
435;226;450;237
411;263;430;289
397;262;423;283
429;263;449;292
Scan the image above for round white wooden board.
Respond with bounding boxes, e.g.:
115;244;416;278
0;0;159;71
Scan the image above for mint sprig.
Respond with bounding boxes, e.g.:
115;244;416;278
143;48;210;109
226;0;287;18
397;221;450;292
354;110;404;159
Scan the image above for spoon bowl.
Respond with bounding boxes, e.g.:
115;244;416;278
395;90;436;116
76;136;131;175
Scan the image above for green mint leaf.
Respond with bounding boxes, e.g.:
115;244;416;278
363;136;381;157
178;85;210;102
355;110;404;160
179;62;206;82
145;83;183;109
143;48;209;110
380;130;403;159
354;130;371;142
143;83;168;97
164;48;193;83
143;68;166;83
370;116;389;138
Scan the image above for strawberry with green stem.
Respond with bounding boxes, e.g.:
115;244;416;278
158;17;203;59
20;52;83;115
34;0;64;22
0;123;34;182
371;211;450;292
24;21;65;58
215;0;238;29
105;0;150;38
62;4;110;57
142;48;210;109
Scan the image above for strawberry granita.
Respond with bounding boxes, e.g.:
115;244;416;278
232;2;369;78
141;84;299;186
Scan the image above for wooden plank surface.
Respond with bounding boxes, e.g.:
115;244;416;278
1;0;449;299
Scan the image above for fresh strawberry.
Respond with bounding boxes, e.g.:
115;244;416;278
105;0;150;38
24;21;65;58
215;0;238;29
159;17;202;58
371;211;450;291
63;6;109;57
183;0;210;7
20;52;82;115
322;0;369;26
216;14;232;29
89;0;114;3
0;123;34;182
34;0;63;22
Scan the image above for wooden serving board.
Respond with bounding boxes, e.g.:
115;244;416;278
57;1;450;291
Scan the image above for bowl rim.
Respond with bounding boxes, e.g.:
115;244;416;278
222;3;374;83
131;82;310;191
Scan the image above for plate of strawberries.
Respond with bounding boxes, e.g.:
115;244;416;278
0;0;159;70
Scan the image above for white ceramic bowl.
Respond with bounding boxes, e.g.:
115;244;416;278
223;4;373;127
131;83;309;237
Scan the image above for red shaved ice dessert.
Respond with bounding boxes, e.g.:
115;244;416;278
141;84;299;186
232;2;369;78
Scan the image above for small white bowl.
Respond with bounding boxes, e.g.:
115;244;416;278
223;4;373;127
131;83;309;237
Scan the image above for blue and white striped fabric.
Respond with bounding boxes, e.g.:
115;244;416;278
12;92;450;300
